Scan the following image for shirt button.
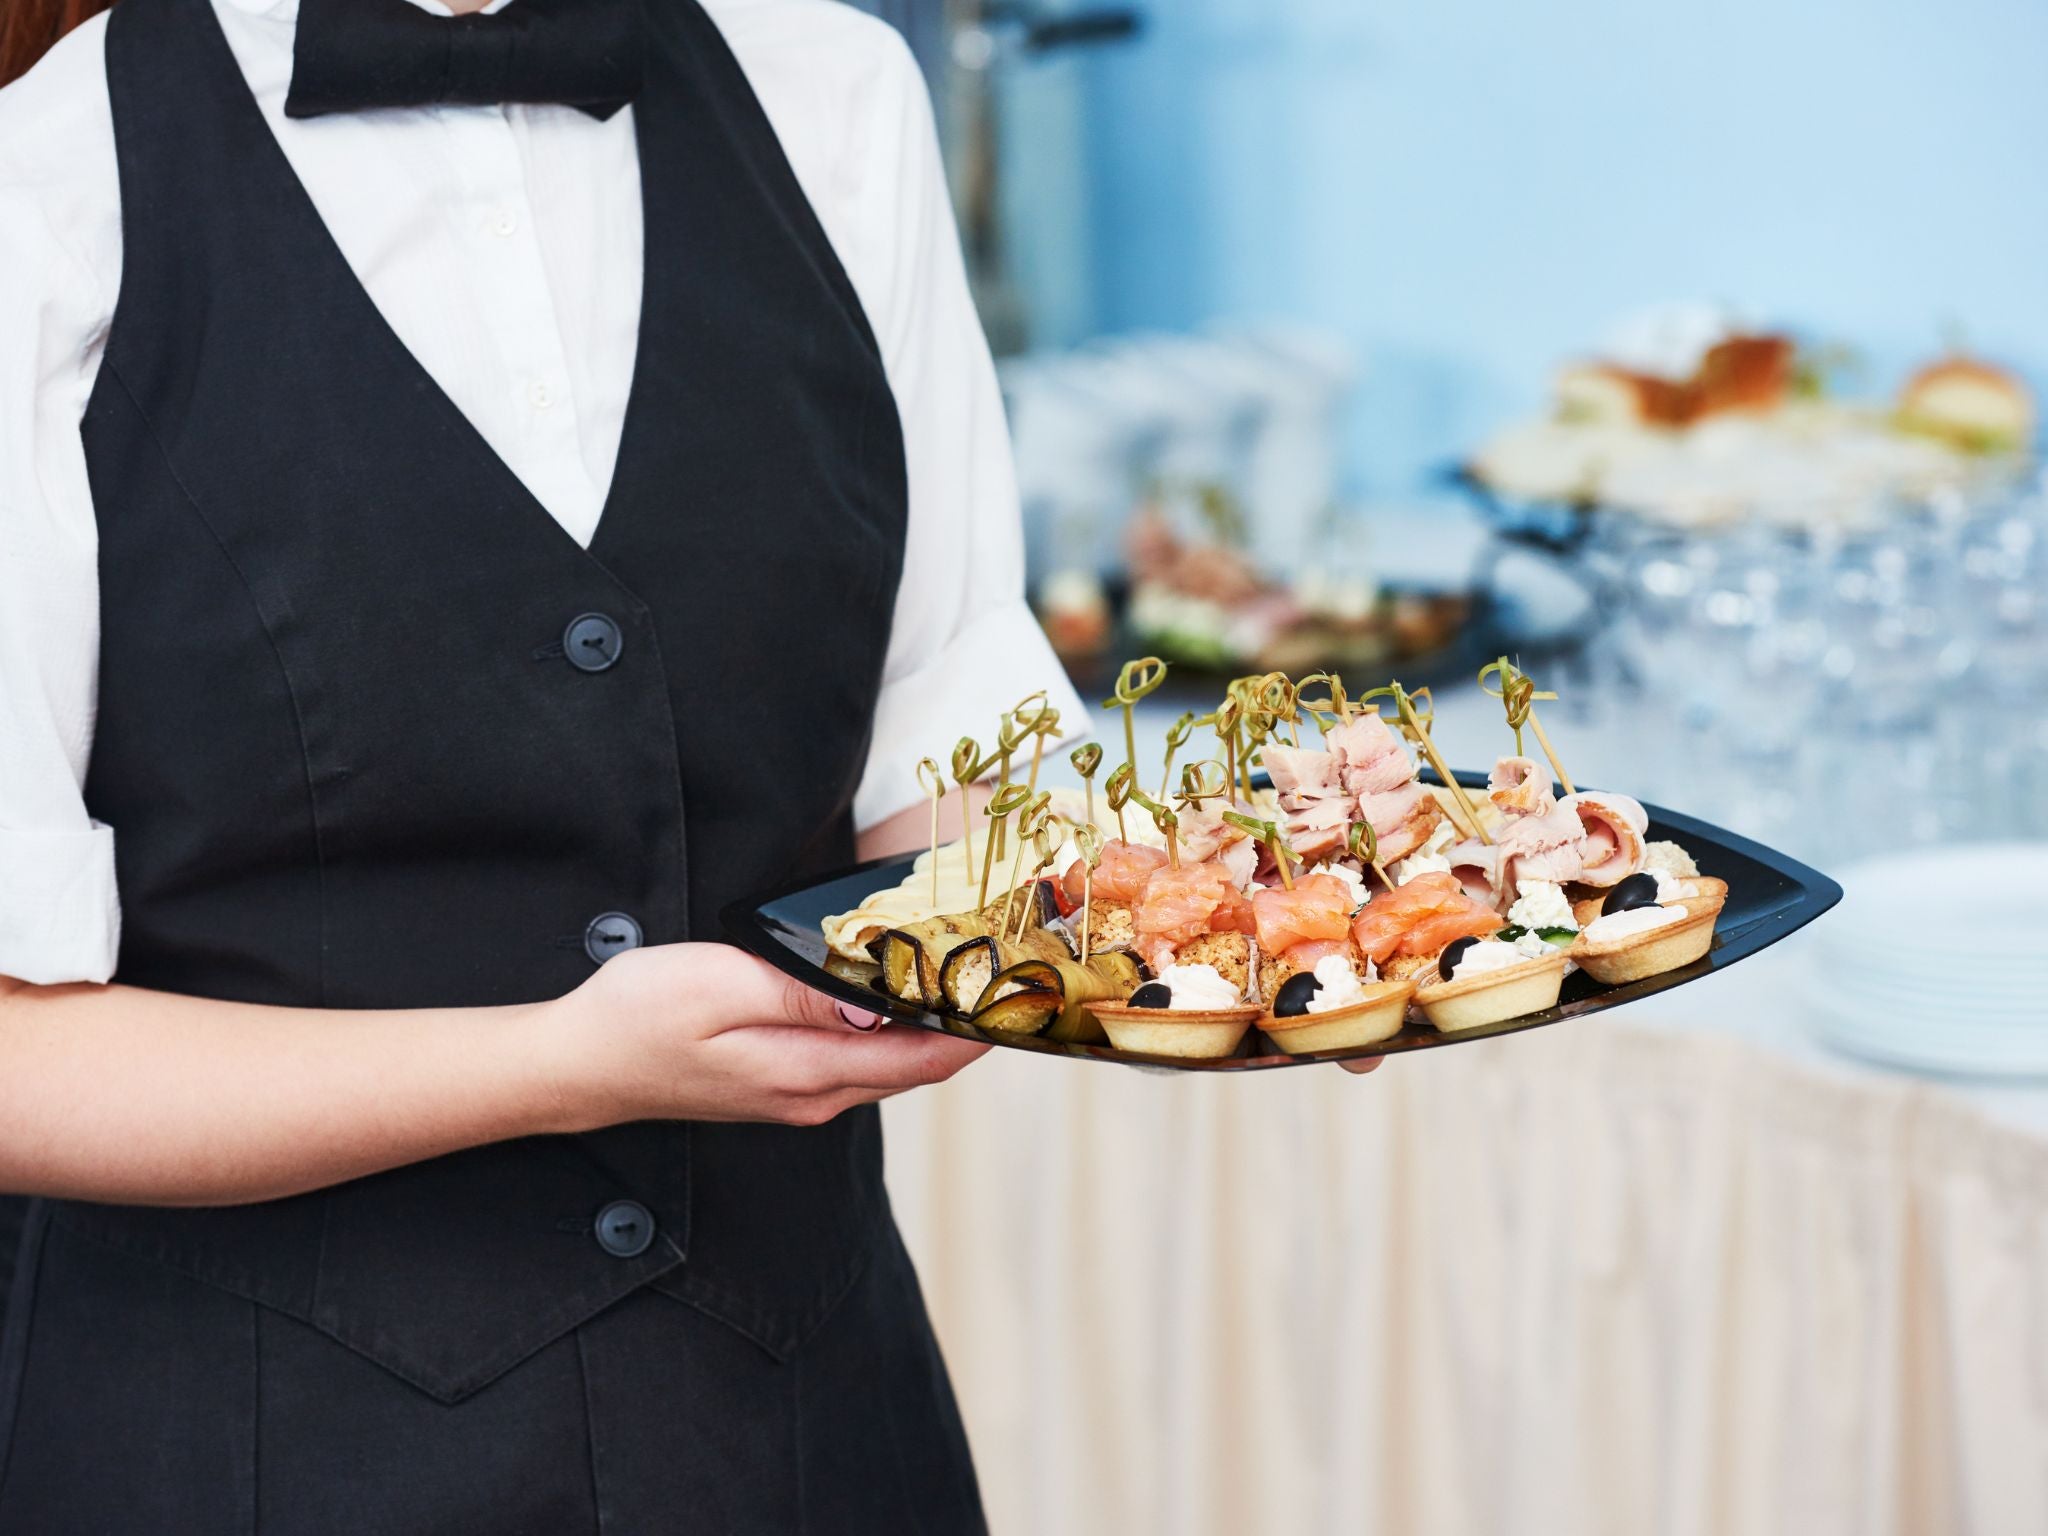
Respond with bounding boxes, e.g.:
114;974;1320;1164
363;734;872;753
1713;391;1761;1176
584;912;643;965
528;381;554;410
594;1200;655;1259
563;612;623;672
490;211;518;238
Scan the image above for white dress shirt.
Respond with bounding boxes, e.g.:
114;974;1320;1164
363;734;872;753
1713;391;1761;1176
0;0;1083;986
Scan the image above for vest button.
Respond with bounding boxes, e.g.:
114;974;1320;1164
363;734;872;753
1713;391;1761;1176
594;1200;655;1260
584;912;644;965
563;612;623;673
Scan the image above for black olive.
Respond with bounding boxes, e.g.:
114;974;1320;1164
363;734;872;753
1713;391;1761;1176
1603;872;1661;915
1272;970;1323;1018
1129;981;1173;1009
1438;935;1480;981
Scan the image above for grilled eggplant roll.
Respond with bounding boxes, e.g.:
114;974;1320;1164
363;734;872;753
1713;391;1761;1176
968;978;1065;1038
938;936;1005;1017
938;926;1083;1017
976;879;1063;937
971;953;1143;1044
868;912;993;1004
872;882;1077;1008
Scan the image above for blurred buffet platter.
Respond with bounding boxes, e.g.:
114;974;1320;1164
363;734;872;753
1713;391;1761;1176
1006;329;1486;688
1463;317;2036;536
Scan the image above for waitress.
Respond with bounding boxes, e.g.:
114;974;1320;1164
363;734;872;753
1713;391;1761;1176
0;0;1082;1526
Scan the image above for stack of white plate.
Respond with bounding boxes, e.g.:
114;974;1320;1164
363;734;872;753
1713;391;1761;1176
1811;844;2048;1077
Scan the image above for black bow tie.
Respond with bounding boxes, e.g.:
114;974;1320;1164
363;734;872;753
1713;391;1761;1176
286;0;646;121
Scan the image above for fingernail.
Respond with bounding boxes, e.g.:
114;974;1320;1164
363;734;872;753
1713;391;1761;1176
837;1003;883;1032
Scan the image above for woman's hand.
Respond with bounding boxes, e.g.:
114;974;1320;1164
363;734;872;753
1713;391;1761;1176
553;943;990;1130
1338;1056;1383;1075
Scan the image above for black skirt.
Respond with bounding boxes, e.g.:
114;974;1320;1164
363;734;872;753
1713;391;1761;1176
0;1202;984;1534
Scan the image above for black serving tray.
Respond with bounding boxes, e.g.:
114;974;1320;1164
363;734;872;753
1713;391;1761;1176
722;772;1842;1072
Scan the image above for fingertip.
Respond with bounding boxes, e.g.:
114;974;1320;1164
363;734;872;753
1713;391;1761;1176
1339;1055;1384;1075
922;1035;992;1079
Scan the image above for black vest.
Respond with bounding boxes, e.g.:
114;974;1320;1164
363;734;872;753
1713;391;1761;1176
28;0;907;1406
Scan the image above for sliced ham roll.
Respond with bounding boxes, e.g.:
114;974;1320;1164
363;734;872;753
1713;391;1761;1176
1260;743;1338;795
1508;842;1586;889
1559;792;1649;886
1487;755;1555;817
1490;798;1586;900
1372;793;1444;866
1493;800;1584;859
1358;782;1431;833
1177;807;1250;866
1218;836;1259;891
1329;714;1416;796
1280;789;1353;862
1444;838;1504;905
1324;714;1401;769
1345;751;1415;797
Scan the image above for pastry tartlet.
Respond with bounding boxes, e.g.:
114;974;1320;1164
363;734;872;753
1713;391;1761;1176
1261;978;1417;1054
1569;875;1726;929
1415;951;1568;1033
1090;1002;1263;1060
1570;880;1727;984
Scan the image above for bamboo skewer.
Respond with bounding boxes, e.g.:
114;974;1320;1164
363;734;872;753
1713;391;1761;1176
999;793;1052;935
1129;786;1181;869
1177;760;1229;815
1009;691;1055;801
1102;657;1168;789
1016;813;1063;944
1070;743;1104;830
1228;677;1276;803
1199;697;1245;808
980;783;1033;910
1224;812;1297;889
1527;712;1576;798
1159;712;1196;801
949;737;988;884
915;757;946;907
1074;826;1103;960
1105;763;1134;845
1349;819;1394;890
1478;656;1575;796
1359;681;1491;844
1297;671;1353;731
990;708;1033;864
1253;672;1301;747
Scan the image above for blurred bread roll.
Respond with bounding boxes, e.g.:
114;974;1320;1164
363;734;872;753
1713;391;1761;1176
1897;357;2035;454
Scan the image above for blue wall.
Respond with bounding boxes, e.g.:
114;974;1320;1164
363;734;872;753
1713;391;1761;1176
1049;0;2048;495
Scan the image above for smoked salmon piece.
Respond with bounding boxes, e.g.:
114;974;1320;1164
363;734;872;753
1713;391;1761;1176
1251;873;1356;956
1134;860;1255;954
1063;840;1168;906
1280;937;1356;973
1348;872;1503;963
1396;905;1505;958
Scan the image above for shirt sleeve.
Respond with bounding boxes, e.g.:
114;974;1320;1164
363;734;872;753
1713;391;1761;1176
844;30;1086;831
0;35;123;986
